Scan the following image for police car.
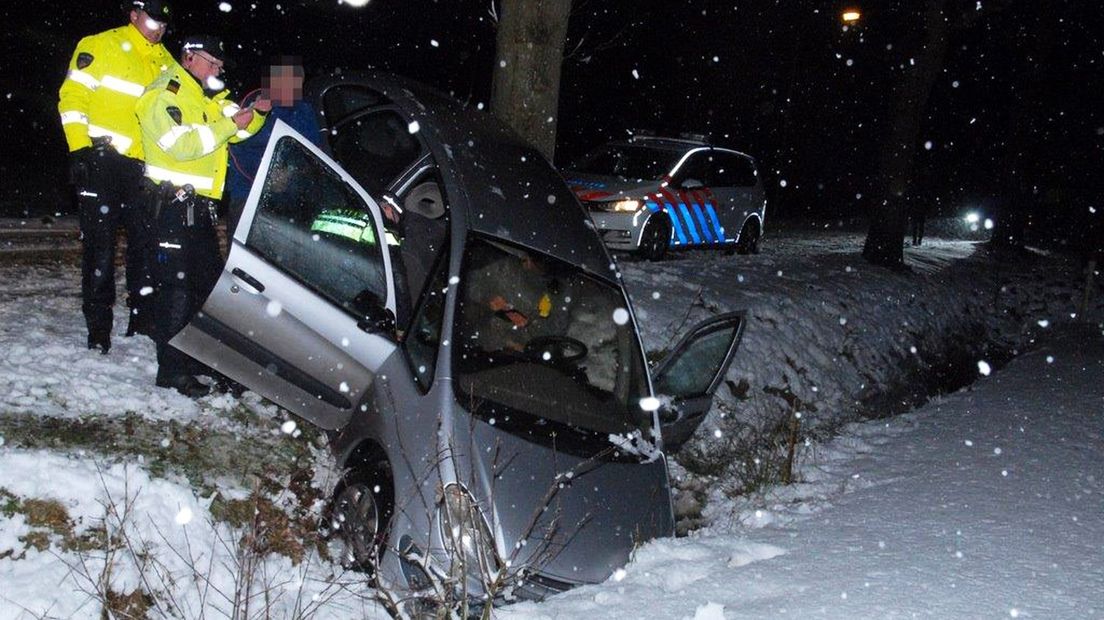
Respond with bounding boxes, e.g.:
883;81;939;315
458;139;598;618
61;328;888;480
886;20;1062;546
567;133;767;260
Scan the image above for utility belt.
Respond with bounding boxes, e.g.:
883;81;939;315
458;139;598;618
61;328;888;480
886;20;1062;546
146;180;219;229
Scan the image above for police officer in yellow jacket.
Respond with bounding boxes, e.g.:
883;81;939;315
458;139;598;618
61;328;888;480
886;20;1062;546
58;0;176;353
136;35;268;397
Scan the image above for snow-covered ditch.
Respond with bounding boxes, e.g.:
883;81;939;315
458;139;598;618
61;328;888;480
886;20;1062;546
624;236;1093;498
0;228;1099;617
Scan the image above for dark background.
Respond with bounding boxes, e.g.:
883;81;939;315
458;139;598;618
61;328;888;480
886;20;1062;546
1;0;1100;247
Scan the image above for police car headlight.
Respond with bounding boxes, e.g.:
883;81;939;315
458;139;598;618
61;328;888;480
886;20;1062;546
441;484;500;576
611;199;641;213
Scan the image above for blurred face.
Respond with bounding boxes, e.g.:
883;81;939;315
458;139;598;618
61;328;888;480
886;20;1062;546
264;64;305;106
129;9;166;44
183;51;225;90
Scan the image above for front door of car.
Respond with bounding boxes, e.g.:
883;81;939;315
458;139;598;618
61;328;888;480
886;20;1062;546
673;150;725;247
651;311;746;451
713;151;759;241
171;121;398;431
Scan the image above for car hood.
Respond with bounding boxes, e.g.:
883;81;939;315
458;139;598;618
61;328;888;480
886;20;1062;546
459;417;674;586
564;172;660;203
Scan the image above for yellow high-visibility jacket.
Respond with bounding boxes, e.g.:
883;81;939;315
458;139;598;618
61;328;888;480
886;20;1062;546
136;67;266;200
57;24;176;159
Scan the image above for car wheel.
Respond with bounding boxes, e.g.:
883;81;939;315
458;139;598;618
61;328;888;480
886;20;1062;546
327;462;394;573
638;217;671;261
736;221;761;255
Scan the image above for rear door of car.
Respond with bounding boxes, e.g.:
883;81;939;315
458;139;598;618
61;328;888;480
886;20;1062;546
713;150;762;240
651;311;746;451
171;120;398;430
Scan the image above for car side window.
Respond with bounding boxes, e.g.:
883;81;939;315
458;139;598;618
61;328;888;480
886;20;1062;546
674;151;714;187
329;109;424;197
653;320;740;398
246;136;388;317
714;152;758;188
321;84;389;125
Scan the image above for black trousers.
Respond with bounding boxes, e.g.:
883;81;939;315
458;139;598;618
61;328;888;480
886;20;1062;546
151;190;222;380
77;151;153;337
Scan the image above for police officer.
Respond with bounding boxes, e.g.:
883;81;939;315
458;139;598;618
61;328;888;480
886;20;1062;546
58;1;177;353
136;35;268;397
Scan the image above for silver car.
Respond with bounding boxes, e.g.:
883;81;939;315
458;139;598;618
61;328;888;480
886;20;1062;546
567;135;768;261
171;74;746;604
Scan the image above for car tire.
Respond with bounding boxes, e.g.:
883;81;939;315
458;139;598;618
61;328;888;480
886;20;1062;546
326;461;394;573
736;220;761;255
638;217;671;261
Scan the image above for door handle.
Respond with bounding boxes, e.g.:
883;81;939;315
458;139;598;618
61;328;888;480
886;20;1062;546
231;267;265;293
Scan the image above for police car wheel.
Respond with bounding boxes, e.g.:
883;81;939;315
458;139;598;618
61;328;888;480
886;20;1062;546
638;218;671;261
737;222;761;255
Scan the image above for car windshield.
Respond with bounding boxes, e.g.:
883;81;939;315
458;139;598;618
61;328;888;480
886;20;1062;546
571;144;683;181
454;238;650;455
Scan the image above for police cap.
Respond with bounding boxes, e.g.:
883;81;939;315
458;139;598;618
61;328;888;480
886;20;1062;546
129;0;173;22
182;35;229;64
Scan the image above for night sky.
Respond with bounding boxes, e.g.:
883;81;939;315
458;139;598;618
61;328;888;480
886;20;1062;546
2;0;1101;242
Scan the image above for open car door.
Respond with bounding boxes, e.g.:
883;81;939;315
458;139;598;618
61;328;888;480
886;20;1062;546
651;311;746;451
171;120;398;430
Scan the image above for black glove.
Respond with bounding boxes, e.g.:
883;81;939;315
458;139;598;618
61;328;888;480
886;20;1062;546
68;147;92;188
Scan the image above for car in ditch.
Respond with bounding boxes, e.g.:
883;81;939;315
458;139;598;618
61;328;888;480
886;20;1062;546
169;73;746;606
566;134;767;260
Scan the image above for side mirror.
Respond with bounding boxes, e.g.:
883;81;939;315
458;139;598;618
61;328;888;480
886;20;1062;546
351;290;397;335
681;178;704;190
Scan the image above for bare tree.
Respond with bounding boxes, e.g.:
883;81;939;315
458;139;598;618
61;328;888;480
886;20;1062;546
862;0;953;268
490;0;573;160
863;1;1021;268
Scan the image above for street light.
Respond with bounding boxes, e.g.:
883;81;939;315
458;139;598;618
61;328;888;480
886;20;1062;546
841;8;862;23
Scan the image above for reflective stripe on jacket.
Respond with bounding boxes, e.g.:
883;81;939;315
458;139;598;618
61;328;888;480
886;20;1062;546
136;67;266;200
57;24;175;159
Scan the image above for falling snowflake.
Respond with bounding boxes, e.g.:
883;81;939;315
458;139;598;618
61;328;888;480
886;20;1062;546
407;120;420;134
977;360;991;376
281;420;297;434
175;507;193;525
265;300;282;317
218;2;232;12
612;308;630;325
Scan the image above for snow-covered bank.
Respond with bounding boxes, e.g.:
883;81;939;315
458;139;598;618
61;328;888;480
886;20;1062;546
0;449;386;619
623;235;1100;484
500;324;1104;619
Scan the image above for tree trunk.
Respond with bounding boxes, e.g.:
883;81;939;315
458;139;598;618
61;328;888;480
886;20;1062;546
863;0;950;268
491;0;572;161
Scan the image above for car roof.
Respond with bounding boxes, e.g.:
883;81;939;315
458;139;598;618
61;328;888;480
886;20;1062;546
309;72;617;283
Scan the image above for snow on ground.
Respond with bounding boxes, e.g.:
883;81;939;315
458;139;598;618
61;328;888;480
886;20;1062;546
0;225;1100;618
500;324;1104;619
